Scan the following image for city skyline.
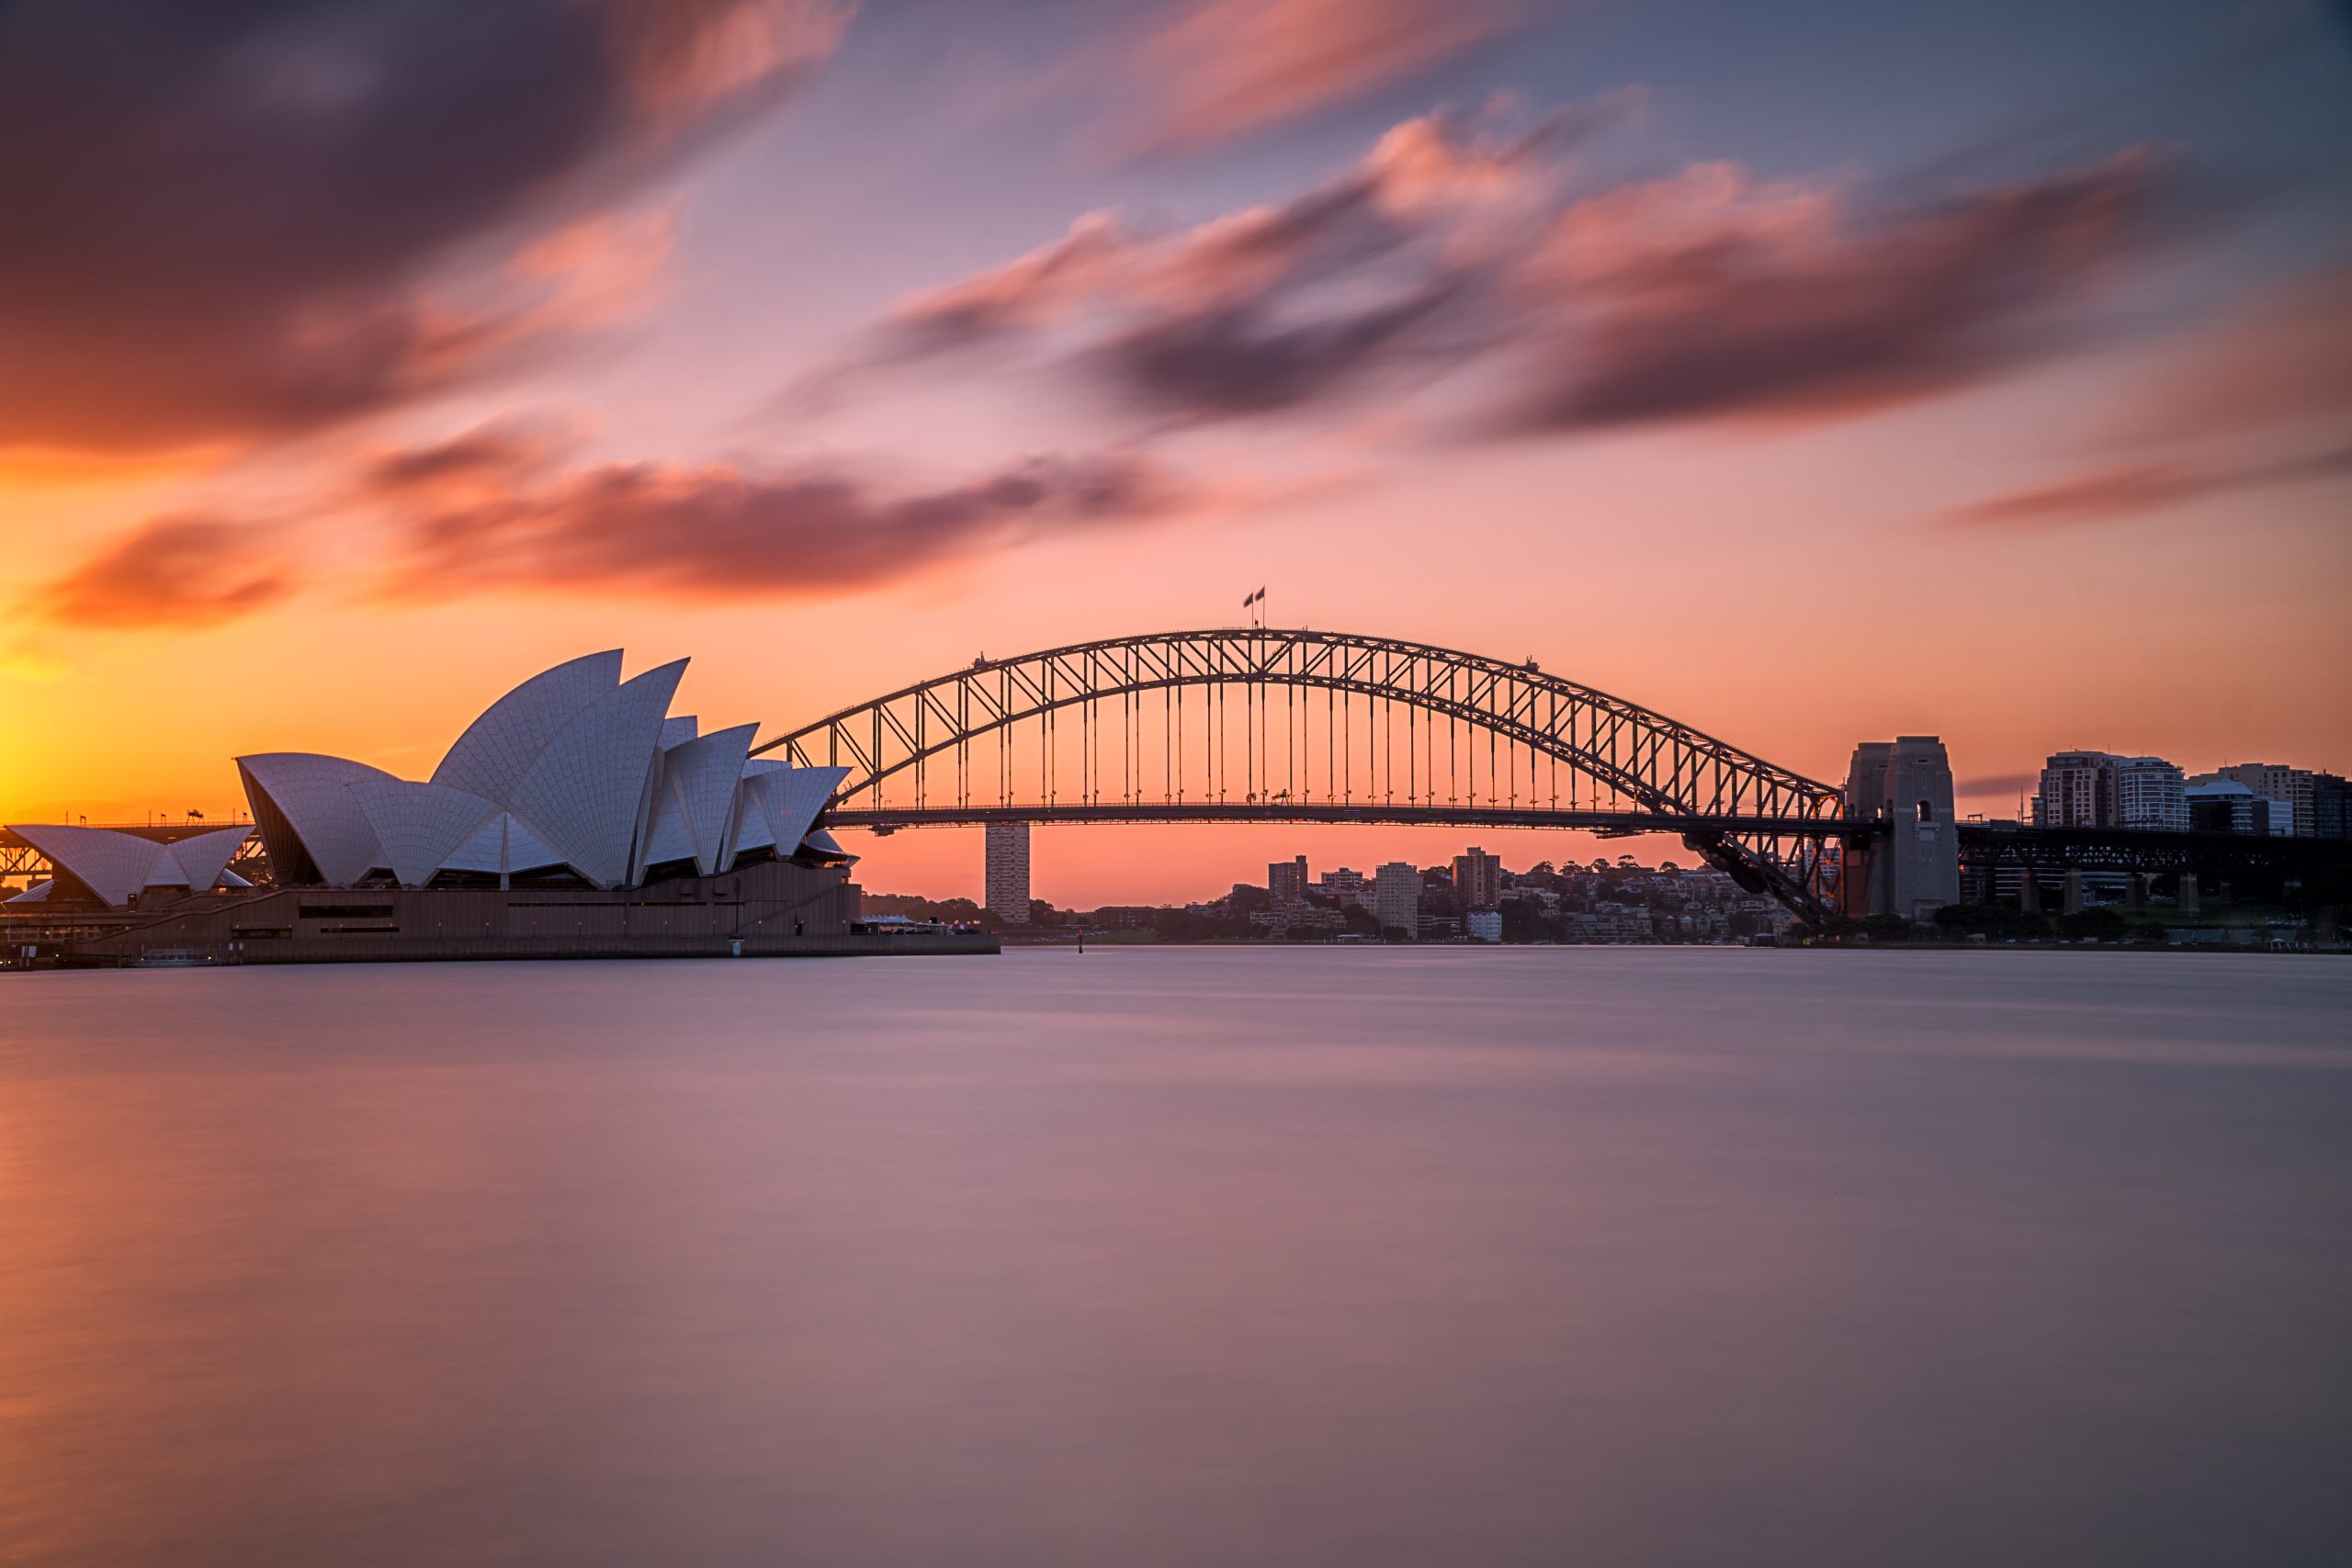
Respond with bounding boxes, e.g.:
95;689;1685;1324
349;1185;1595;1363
4;0;2348;908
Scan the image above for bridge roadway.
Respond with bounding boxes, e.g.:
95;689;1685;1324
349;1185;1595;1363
827;804;1856;839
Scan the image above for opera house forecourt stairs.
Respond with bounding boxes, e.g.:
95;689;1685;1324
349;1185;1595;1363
3;652;995;966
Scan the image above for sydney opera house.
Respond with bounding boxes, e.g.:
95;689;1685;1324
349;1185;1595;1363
5;652;989;965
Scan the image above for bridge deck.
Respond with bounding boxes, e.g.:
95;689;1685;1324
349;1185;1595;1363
824;804;1855;836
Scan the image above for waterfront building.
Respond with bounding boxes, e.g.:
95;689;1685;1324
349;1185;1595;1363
2207;763;2314;837
985;820;1032;923
1453;846;1503;910
14;650;853;906
1464;908;1503;942
2186;778;2286;836
1372;861;1420;938
0;650;1014;964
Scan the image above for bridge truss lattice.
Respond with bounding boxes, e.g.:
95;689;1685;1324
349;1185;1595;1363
754;628;1850;921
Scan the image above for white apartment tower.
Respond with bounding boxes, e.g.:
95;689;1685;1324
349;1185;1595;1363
2112;756;2188;831
1372;861;1421;939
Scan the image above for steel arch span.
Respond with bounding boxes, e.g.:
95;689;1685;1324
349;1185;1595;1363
753;627;1851;921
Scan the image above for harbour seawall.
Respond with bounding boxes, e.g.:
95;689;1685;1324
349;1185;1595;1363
7;860;998;967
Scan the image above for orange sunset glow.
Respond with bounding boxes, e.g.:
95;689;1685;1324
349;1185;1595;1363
2;0;2346;908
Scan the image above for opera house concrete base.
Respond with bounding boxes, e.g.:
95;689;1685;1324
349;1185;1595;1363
16;861;997;968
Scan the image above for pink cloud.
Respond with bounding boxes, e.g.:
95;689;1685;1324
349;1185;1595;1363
1126;0;1531;153
1946;445;2352;529
823;109;2176;438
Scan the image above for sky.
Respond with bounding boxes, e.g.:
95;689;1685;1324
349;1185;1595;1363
3;0;2347;907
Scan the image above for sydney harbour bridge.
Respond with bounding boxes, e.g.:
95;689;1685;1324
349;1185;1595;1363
6;626;2343;926
744;626;2346;924
748;627;1850;920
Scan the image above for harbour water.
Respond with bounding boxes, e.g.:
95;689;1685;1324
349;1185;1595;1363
3;950;2346;1566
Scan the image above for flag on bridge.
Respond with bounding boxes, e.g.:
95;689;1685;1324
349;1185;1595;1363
1241;586;1264;608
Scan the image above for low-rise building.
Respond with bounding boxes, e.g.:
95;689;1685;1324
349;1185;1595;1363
2208;762;2314;837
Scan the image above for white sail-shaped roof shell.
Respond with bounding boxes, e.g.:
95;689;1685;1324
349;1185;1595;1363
439;811;568;877
348;780;499;888
5;824;165;907
741;765;849;863
660;716;699;750
6;879;53;905
238;753;397;888
164;826;256;893
507;660;687;888
729;760;786;855
646;723;755;874
430;649;622;807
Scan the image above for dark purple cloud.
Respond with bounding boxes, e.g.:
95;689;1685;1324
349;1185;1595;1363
1500;152;2167;433
817;106;2182;440
829;101;1612;422
379;451;1181;601
0;0;845;455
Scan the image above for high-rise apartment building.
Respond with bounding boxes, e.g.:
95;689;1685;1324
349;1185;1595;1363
984;819;1031;922
2034;750;2188;831
1453;845;1503;909
1372;861;1420;938
1268;855;1308;902
2035;751;2117;828
2312;773;2352;840
2112;756;2188;831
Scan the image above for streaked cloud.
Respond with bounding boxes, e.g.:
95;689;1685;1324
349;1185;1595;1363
1945;260;2352;528
1497;150;2163;432
33;517;295;630
2109;263;2352;450
1123;0;1532;153
816;105;2177;441
1946;445;2352;529
23;434;1183;631
374;450;1181;603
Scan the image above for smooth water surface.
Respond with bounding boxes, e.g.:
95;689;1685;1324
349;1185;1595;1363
3;950;2347;1566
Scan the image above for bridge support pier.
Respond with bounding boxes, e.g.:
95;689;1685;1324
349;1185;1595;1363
2124;874;2147;915
2177;873;2199;918
2018;873;2041;915
2062;870;2084;917
1843;738;1961;921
